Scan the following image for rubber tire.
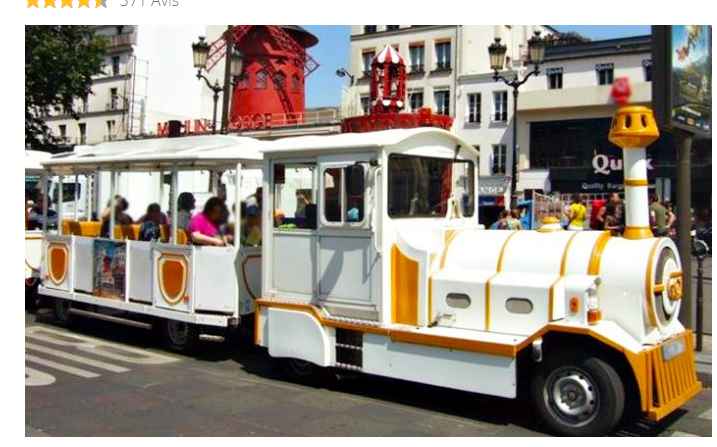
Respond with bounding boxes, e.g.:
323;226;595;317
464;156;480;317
531;353;625;436
279;358;321;384
53;298;74;326
25;282;38;313
162;319;199;353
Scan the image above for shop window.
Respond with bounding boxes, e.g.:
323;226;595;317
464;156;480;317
272;163;317;230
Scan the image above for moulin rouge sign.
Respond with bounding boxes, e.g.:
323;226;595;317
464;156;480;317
156;113;307;136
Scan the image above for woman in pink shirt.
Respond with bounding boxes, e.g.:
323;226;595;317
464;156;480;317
187;197;227;246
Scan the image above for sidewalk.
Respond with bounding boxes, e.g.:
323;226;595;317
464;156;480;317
695;334;712;388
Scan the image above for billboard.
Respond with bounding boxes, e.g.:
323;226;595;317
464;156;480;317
653;25;712;137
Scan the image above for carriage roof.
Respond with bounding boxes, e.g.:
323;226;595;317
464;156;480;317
41;135;264;174
260;127;478;157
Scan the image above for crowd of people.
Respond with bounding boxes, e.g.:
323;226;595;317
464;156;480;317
93;187;265;247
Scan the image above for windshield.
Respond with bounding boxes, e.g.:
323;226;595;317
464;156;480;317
388;154;475;218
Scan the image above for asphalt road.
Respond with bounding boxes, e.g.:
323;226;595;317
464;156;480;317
25;309;712;437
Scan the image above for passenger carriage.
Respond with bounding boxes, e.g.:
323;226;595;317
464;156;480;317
38;135;264;350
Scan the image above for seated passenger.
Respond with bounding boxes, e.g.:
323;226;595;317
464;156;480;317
100;195;133;238
187;197;227;246
242;212;262;247
138;204;168;226
139;203;163;241
176;192;196;230
27;191;57;230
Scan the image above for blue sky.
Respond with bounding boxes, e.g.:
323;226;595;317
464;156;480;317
304;25;651;108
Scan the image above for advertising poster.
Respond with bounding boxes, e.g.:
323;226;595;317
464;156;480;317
93;239;127;300
671;25;712;133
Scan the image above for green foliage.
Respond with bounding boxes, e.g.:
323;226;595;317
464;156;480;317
25;26;107;151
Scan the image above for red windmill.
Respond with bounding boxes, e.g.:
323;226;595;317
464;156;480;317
342;44;453;133
205;26;319;129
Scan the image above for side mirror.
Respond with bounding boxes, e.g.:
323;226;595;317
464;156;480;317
346;164;365;196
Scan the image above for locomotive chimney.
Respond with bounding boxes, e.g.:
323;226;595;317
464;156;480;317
607;105;660;239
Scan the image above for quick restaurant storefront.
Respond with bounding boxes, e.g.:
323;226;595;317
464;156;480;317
528;117;712;211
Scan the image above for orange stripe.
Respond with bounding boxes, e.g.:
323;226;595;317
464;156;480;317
644;239;661;327
561;231;580;275
587;231;611;275
625;178;649;187
484;231;519;330
496;231;518;271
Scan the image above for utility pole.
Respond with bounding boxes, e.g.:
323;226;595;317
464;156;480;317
676;130;693;328
220;25;234;134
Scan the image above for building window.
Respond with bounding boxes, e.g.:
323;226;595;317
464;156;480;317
362;50;375;75
81;94;89;113
493;91;508;122
109;88;119;110
409;91;423;111
360;95;370;115
291;74;301;91
435;41;451;70
78;123;87;145
111;56;120;76
643;59;652;82
386;25;400;31
467;93;481;124
236;73;248;90
106;120;115;140
58;124;67;140
409;44;424;72
274;72;286;89
256;70;268;89
364;26;377;34
492;144;507;175
434;90;450;116
596;63;614;85
547;67;563;89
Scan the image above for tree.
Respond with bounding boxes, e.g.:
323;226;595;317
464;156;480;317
25;26;107;151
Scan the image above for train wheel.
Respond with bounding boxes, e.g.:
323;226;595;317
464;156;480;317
531;353;625;436
162;320;198;353
25;281;38;313
279;358;321;383
53;299;74;326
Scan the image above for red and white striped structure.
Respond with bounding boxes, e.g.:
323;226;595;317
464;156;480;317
370;45;407;114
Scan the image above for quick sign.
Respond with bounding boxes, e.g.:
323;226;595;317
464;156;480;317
592;154;654;175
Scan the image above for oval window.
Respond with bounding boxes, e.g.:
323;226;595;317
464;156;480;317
446;293;471;309
506;298;533;314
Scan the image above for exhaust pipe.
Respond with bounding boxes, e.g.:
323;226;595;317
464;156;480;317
608;105;660;240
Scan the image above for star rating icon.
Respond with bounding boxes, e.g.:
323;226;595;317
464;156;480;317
44;0;55;7
61;0;73;6
78;0;90;7
95;0;107;6
27;0;108;9
27;0;39;7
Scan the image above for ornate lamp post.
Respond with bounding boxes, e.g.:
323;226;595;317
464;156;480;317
192;36;244;134
335;67;355;86
488;30;546;207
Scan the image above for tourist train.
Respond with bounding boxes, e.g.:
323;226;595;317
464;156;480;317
30;104;701;436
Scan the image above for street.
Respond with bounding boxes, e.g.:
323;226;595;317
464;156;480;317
26;309;711;437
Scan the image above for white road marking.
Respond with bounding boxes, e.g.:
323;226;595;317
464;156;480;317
26;342;130;373
25;367;55;387
26;354;99;379
671;431;699;437
698;409;711;420
26;326;178;365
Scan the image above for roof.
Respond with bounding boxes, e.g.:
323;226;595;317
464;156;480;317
376;45;405;64
25;150;51;172
42;135;264;173
545;35;651;62
261;127;477;155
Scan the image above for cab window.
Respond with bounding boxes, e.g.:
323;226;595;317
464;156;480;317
272;162;317;229
322;165;365;226
388;154;474;218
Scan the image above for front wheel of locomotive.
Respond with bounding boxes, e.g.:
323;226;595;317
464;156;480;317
531;352;625;436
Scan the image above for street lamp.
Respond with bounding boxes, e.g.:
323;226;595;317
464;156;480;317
336;67;355;86
488;30;545;208
192;36;244;134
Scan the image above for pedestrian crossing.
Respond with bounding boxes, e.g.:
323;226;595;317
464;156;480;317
25;325;179;387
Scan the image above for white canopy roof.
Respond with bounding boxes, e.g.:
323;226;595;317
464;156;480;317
261;127;476;156
25;150;51;173
42;135;264;173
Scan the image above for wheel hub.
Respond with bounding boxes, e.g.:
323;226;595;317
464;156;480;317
167;321;189;346
546;368;599;426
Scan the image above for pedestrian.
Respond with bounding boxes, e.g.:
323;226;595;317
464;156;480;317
665;201;677;239
649;194;668;237
506;208;523;230
608;192;625;233
590;198;607;230
490;209;509;230
565;194;587;231
603;202;621;236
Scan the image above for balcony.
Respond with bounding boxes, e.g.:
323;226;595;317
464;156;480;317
432;62;452;73
106;32;137;50
409;65;425;74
